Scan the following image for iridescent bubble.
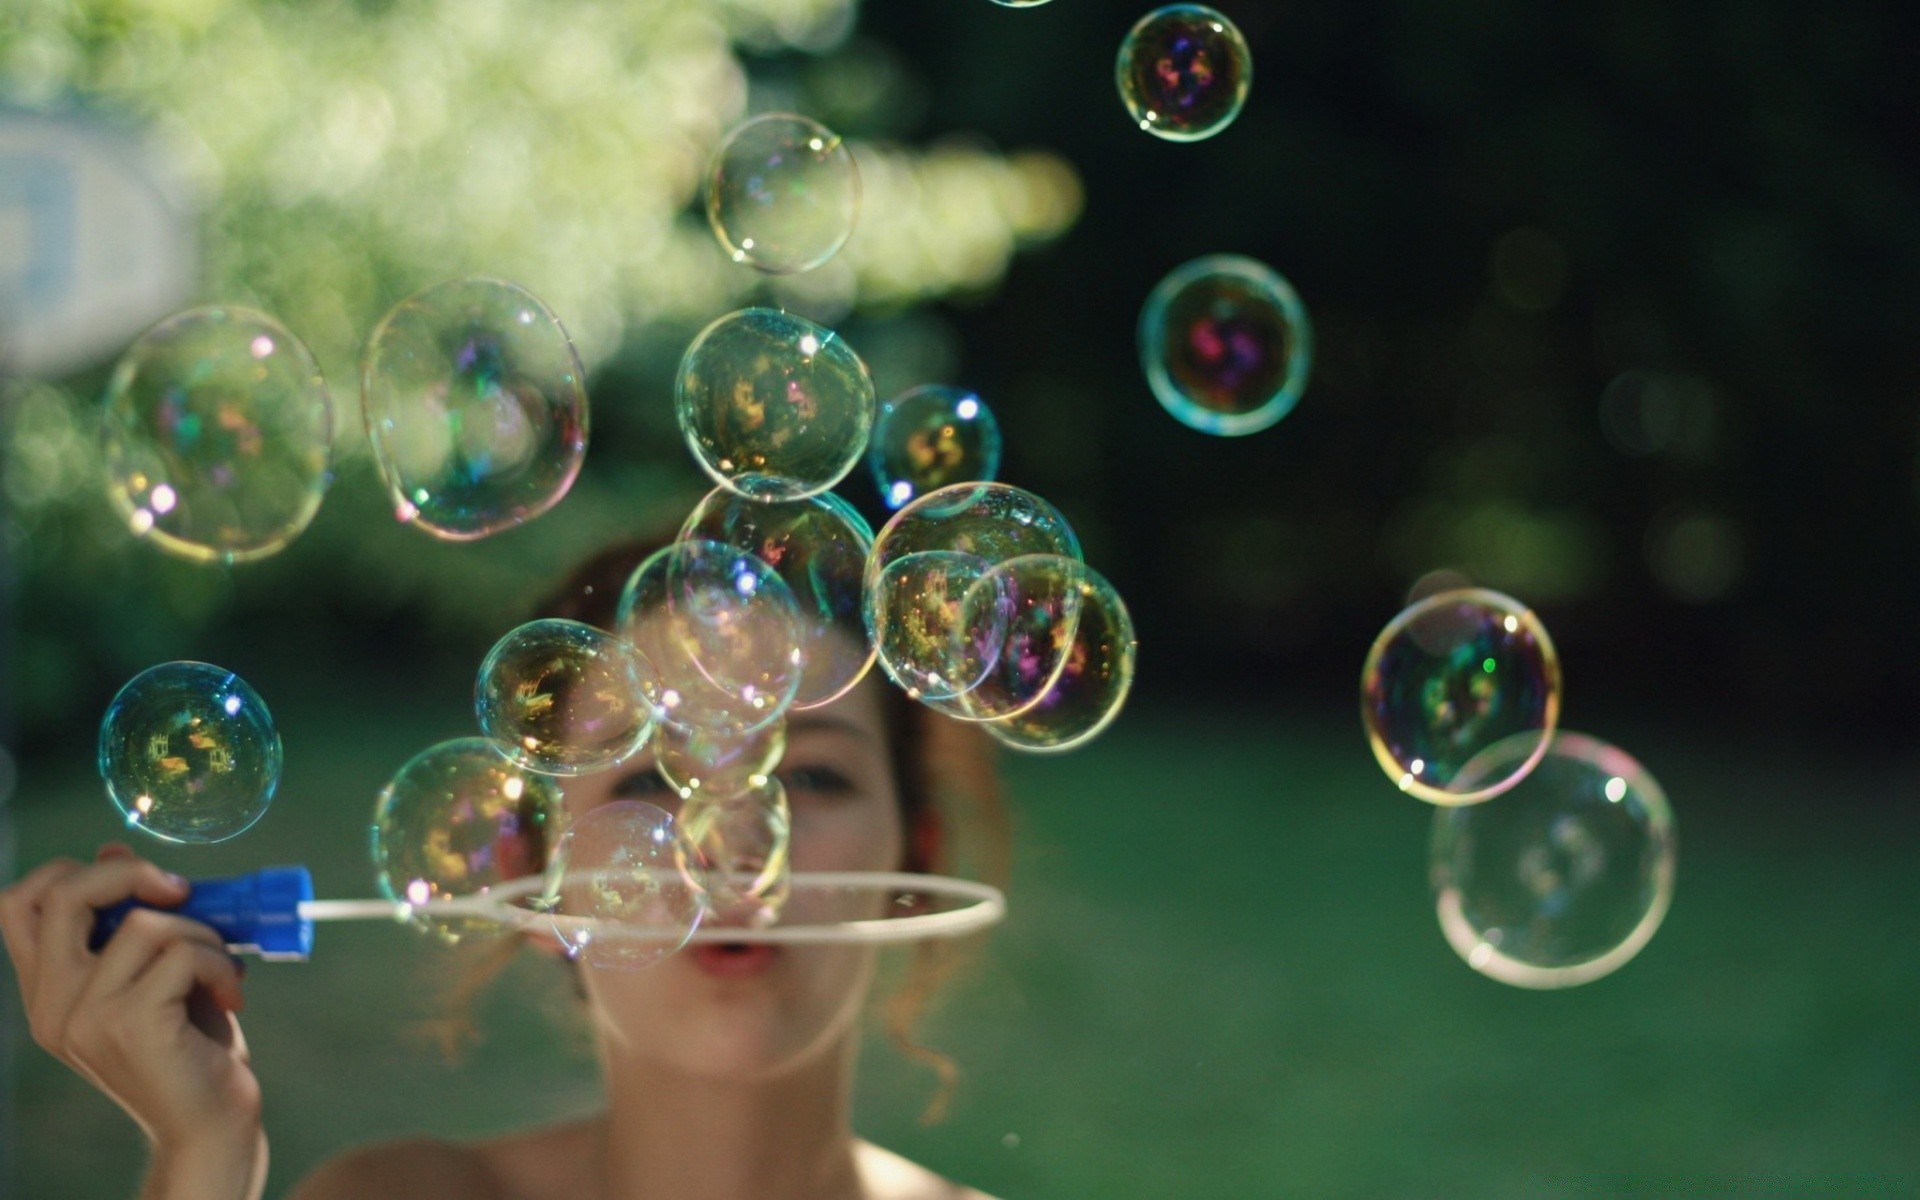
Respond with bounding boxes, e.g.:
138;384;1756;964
653;718;787;802
868;385;1002;511
975;561;1138;752
676;308;875;501
538;800;706;971
1139;255;1311;436
371;737;563;944
475;618;657;776
990;0;1053;7
617;539;805;738
676;778;793;928
101;306;333;564
948;552;1086;723
97;661;282;844
1432;732;1677;988
705;113;860;275
865;482;1082;701
1361;588;1562;805
1116;4;1252;142
361;278;588;540
681;486;876;708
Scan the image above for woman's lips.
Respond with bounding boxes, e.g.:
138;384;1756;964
690;942;780;978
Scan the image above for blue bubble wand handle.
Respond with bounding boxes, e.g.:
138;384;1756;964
90;865;315;961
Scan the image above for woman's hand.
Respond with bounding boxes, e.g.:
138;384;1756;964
0;844;266;1200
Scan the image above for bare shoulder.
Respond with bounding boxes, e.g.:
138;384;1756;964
856;1139;1003;1200
287;1136;506;1200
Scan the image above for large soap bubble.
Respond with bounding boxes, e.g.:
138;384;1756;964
371;737;564;944
676;778;793;928
538;800;706;971
675;308;875;501
1361;588;1562;805
475;618;658;776
617;539;806;738
1116;4;1252;142
973;559;1138;752
362;278;588;540
1431;732;1677;988
705;113;861;275
1139;255;1311;436
97;661;283;844
681;486;876;708
101;306;333;563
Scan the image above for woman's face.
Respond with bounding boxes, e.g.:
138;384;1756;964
557;674;908;1081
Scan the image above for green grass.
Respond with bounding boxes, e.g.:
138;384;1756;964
7;688;1918;1197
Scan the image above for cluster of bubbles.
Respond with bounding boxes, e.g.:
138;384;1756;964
1361;588;1678;989
102;277;590;563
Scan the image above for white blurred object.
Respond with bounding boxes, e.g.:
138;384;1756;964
0;108;195;379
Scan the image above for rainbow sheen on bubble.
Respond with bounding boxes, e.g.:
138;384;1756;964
868;385;1002;511
617;540;806;738
361;278;588;540
706;113;860;275
946;552;1085;722
1140;255;1311;437
676;308;875;501
1116;4;1252;142
97;661;282;845
475;618;657;776
677;778;793;928
1361;588;1561;805
538;800;706;971
681;487;876;708
975;560;1137;752
1432;732;1677;989
371;737;563;943
653;718;787;801
865;483;1081;701
101;306;333;563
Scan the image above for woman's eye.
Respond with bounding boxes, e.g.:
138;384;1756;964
781;766;855;796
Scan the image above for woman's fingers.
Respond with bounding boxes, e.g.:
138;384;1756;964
22;859;190;1046
131;938;247;1017
0;857;86;979
81;908;228;1009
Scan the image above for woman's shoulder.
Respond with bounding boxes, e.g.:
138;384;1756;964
288;1120;596;1200
856;1139;1003;1200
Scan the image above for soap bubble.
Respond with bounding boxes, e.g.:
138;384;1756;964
869;385;1002;511
653;718;787;802
617;540;805;738
676;778;793;928
1431;732;1677;988
1139;255;1311;436
676;308;875;501
947;552;1086;722
975;561;1138;752
476;618;658;776
101;306;333;564
681;486;876;708
538;800;705;971
865;483;1081;700
371;737;564;943
990;0;1053;7
706;113;860;275
1116;4;1252;142
97;661;282;844
1361;588;1562;805
362;278;588;540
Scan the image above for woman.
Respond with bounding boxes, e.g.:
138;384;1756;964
0;540;1010;1200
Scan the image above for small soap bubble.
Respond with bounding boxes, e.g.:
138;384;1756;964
865;483;1081;701
975;561;1138;752
1431;732;1677;988
676;308;875;501
372;737;564;943
677;778;793;928
617;540;806;739
97;661;282;844
1139;255;1311;436
1361;588;1562;805
682;486;876;708
102;307;333;564
869;385;1002;511
706;113;861;275
362;278;588;540
1116;4;1252;142
538;800;706;971
949;552;1086;722
476;618;657;776
653;718;787;801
